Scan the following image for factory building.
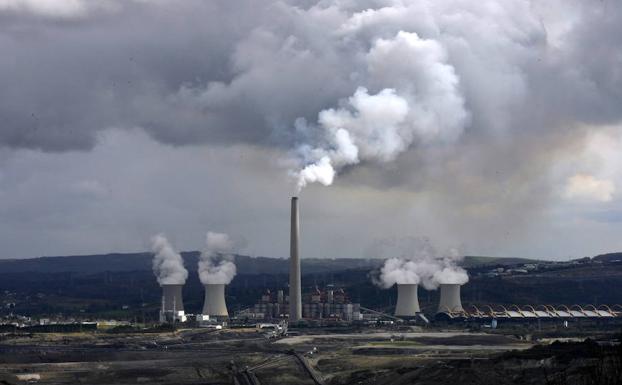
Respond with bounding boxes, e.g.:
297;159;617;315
436;303;622;324
302;287;361;321
431;281;622;325
253;289;286;319
250;286;361;321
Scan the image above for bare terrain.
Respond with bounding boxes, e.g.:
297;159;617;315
1;327;620;385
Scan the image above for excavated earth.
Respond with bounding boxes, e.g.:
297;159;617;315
0;328;620;385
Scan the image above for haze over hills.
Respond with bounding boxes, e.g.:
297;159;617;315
0;252;549;274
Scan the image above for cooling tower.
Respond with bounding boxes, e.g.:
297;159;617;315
394;284;420;317
437;283;464;313
289;196;302;321
202;283;228;317
161;284;184;313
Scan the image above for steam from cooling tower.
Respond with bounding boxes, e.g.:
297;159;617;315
373;237;468;290
293;31;468;190
151;234;188;285
198;232;237;285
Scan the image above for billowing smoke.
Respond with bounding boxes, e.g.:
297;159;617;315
295;31;468;189
198;231;237;285
373;237;468;289
151;233;188;285
1;1;622;259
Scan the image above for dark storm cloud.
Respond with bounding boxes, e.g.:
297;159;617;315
0;0;620;155
1;0;622;259
0;0;267;150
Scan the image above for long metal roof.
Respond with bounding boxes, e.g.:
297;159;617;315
438;304;622;319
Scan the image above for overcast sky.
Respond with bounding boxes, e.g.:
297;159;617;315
1;0;621;260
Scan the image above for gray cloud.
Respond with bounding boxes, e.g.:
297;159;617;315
0;0;621;260
1;0;618;153
0;128;621;260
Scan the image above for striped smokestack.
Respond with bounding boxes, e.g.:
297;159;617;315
289;197;302;321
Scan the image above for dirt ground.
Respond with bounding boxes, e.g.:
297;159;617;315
0;328;619;385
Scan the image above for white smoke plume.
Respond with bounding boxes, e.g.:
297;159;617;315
295;31;468;190
2;1;622;260
151;233;188;285
374;237;468;290
198;231;237;285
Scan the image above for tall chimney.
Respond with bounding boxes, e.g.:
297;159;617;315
395;284;420;317
289;197;302;321
202;283;228;317
437;283;464;313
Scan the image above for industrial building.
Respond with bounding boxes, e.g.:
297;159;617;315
249;286;361;321
302;287;361;321
150;196;622;328
437;304;622;322
389;280;622;326
252;289;286;319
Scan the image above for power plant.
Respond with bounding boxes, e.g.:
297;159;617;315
150;197;471;325
289;196;302;322
146;197;622;331
159;284;186;323
437;283;464;313
394;284;420;317
202;283;229;318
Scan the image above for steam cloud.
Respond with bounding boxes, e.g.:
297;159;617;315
374;238;468;289
294;31;468;189
151;233;188;285
198;231;237;285
1;1;622;259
